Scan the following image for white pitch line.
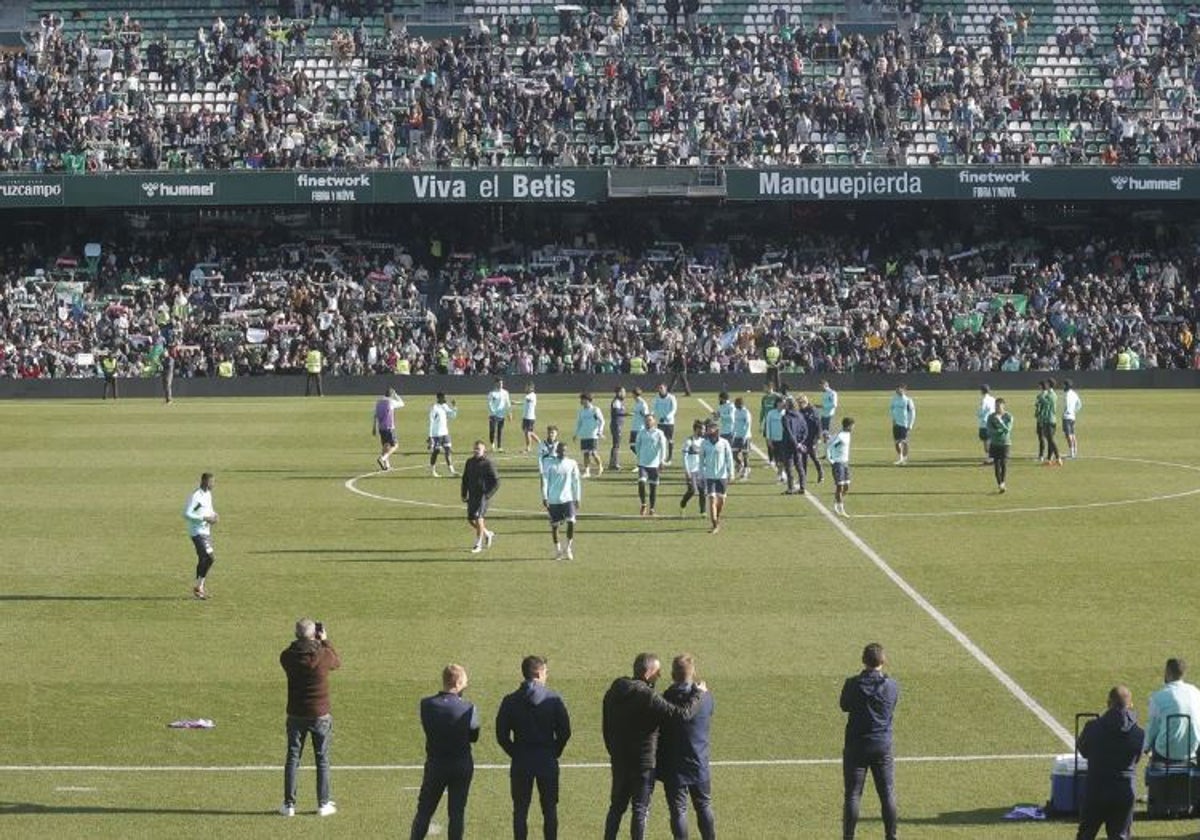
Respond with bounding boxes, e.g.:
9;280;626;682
695;397;1075;750
0;753;1059;773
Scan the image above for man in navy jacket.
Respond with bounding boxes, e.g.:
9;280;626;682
1076;685;1144;840
656;654;716;840
781;397;808;494
496;656;572;840
840;643;900;840
410;664;480;840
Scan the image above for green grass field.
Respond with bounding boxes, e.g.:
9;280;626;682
2;387;1199;839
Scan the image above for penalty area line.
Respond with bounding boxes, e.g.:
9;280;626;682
0;753;1060;773
694;398;1074;750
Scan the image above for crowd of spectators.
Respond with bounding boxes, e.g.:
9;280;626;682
2;226;1196;380
8;3;1200;171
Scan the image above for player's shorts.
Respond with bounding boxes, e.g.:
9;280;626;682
832;462;851;485
720;433;733;444
1062;419;1075;435
380;428;396;446
522;418;536;432
580;438;597;453
430;435;451;451
638;465;660;485
988;444;1010;461
704;478;728;497
820;416;832;433
547;501;576;525
191;534;214;561
978;428;989;442
659;423;675;441
732;436;747;453
489;415;506;427
466;495;488;521
769;440;786;463
892;424;910;442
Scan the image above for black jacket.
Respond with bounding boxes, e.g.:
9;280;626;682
782;409;807;451
496;680;572;770
603;677;704;769
461;454;500;500
840;669;899;750
1078;707;1144;784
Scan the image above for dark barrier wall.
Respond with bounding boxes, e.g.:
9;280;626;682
3;370;1197;400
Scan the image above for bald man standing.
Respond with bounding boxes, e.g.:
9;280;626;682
1075;685;1144;840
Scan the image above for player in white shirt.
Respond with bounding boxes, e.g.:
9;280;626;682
541;442;583;560
1062;379;1083;458
819;379;838;442
183;472;219;599
977;384;996;464
678;420;707;517
827;417;855;516
428;392;459;477
521;382;541;454
628;387;650;471
486;377;513;452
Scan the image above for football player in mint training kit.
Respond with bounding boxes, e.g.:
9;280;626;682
184;472;219;599
700;420;735;534
819;379;838;442
538;425;561;478
628;387;649;471
521;382;541;454
678;420;707;517
428;393;459;477
541;442;582;560
1062;379;1083;459
731;396;753;480
764;396;786;483
486;377;513;452
889;384;916;465
827;418;854;517
635;415;669;516
574;392;606;479
715;392;735;444
654;383;679;465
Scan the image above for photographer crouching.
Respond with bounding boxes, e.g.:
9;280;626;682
279;617;342;817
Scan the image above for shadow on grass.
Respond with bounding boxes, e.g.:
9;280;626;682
337;555;547;564
0;595;178;602
893;807;1019;826
0;801;268;817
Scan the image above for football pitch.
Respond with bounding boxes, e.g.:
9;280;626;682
2;386;1198;839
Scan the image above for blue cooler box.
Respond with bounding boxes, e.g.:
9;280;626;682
1050;754;1088;814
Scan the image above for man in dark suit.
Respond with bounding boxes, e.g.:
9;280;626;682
1076;685;1144;840
656;654;716;840
410;664;480;840
496;655;572;840
603;652;707;840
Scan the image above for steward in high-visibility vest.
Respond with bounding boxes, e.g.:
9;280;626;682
218;359;235;378
629;355;647;375
100;355;118;400
305;348;324;396
1115;350;1132;370
764;341;782;391
395;357;411;375
927;358;942;373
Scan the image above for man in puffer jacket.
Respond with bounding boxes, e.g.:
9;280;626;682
840;642;900;840
1076;685;1144;840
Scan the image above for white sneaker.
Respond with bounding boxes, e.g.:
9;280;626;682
565;545;574;560
279;803;295;817
377;456;387;471
583;469;591;479
430;467;440;478
554;543;563;560
317;802;337;817
449;465;457;476
470;543;483;554
485;530;495;549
